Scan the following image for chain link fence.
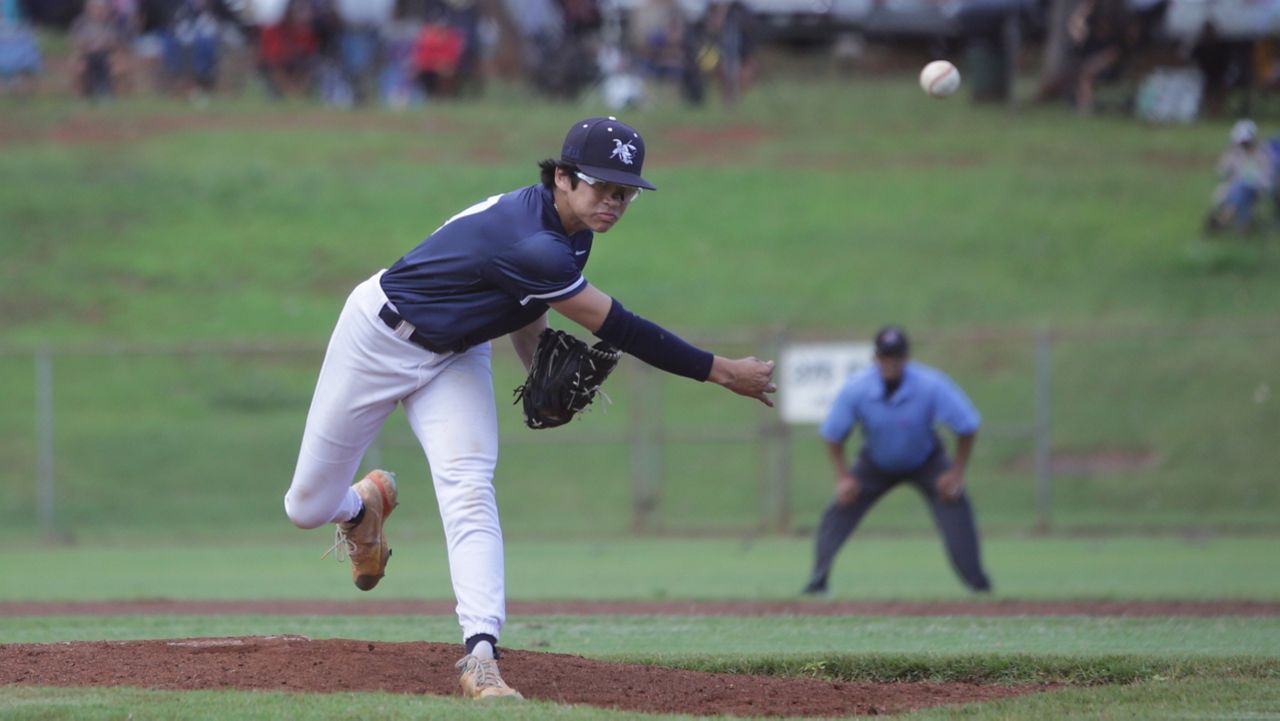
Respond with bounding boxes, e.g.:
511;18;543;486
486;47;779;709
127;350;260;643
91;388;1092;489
2;322;1277;541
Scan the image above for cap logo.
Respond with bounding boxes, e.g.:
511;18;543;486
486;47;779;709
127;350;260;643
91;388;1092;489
610;138;637;166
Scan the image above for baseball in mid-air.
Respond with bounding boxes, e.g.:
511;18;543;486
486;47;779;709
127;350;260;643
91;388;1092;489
919;60;961;98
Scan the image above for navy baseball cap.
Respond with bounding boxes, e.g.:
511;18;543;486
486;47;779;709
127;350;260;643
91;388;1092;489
560;116;657;191
874;326;910;357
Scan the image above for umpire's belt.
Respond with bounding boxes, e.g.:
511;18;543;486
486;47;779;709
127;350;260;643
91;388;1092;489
378;303;451;354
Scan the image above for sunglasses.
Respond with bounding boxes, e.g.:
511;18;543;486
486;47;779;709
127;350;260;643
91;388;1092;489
575;171;643;204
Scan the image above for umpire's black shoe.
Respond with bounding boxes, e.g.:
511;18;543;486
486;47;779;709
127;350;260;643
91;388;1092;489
801;581;830;598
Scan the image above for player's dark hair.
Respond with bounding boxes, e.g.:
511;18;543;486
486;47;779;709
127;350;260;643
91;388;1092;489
539;159;581;191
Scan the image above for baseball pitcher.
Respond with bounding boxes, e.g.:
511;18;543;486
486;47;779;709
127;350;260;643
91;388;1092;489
283;116;776;699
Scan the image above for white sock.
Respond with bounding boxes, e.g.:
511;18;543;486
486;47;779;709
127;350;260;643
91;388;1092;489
472;640;495;660
329;488;364;524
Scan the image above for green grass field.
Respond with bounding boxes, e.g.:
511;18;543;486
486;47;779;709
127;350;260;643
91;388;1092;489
3;72;1280;540
8;679;1276;721
3;61;1280;719
3;537;1278;602
4;613;1279;719
3;536;1279;718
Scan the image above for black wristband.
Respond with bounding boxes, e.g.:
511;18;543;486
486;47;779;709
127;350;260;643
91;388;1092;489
594;299;714;381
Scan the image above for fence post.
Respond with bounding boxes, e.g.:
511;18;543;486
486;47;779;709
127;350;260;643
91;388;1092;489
35;348;56;539
770;420;792;534
768;327;792;534
1033;328;1053;533
629;362;663;532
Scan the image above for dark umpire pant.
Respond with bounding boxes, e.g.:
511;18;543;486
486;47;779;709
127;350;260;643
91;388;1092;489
806;446;992;592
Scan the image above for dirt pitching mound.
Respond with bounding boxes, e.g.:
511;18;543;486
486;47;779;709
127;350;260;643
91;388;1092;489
1;636;1047;717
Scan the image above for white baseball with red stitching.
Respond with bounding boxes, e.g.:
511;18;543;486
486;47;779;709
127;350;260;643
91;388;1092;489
920;60;961;98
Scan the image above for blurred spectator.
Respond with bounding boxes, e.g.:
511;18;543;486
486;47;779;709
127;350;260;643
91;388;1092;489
598;41;645;109
412;13;462;98
70;0;126;100
307;0;350;104
445;0;484;96
677;9;704;105
635;2;691;85
110;0;142;36
132;0;182;94
554;0;603;100
137;0;180;32
1253;36;1280;92
502;0;597;100
17;0;80;27
335;0;393;104
474;7;498;92
108;0;143;92
379;14;422;107
631;0;702;104
701;1;756;106
1189;21;1253;118
163;0;225;101
562;0;600;35
502;0;561;84
1067;0;1135;113
640;13;683;81
1205;119;1274;234
258;0;317;98
0;0;42;95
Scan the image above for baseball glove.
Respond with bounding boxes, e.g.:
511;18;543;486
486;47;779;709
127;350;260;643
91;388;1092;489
514;328;622;429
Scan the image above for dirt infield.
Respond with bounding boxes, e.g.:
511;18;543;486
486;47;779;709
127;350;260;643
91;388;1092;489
0;636;1050;717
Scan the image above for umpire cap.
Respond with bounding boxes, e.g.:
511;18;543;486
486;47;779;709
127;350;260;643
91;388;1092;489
874;325;910;357
561;117;657;191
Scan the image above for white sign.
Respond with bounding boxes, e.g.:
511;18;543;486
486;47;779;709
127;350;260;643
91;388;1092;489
779;343;874;424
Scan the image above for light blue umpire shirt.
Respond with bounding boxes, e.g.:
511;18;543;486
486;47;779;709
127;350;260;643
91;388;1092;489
819;361;981;474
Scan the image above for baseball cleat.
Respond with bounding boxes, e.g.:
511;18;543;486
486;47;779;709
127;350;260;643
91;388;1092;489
322;469;398;591
456;654;524;700
801;576;829;598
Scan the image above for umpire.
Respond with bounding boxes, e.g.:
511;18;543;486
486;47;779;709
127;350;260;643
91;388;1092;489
802;326;992;595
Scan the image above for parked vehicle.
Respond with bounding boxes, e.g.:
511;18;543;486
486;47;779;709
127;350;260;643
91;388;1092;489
1159;0;1280;41
857;0;1042;39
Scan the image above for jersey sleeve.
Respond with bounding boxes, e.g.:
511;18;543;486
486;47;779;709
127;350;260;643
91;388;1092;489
934;372;981;435
819;377;862;444
487;232;587;305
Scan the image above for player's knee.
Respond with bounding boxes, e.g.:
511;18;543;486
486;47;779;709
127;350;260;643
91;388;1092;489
283;488;329;529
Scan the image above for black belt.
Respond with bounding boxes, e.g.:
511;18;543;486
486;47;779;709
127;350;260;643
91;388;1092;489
378;303;451;354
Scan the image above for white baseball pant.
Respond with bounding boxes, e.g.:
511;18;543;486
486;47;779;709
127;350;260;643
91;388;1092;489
284;271;506;642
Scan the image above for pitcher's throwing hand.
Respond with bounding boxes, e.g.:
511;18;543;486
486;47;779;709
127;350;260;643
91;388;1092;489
709;356;776;406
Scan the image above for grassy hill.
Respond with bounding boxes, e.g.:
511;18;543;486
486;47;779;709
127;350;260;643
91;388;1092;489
2;78;1278;541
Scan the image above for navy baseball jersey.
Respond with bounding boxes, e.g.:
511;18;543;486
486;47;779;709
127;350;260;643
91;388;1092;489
380;184;592;352
820;361;981;473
